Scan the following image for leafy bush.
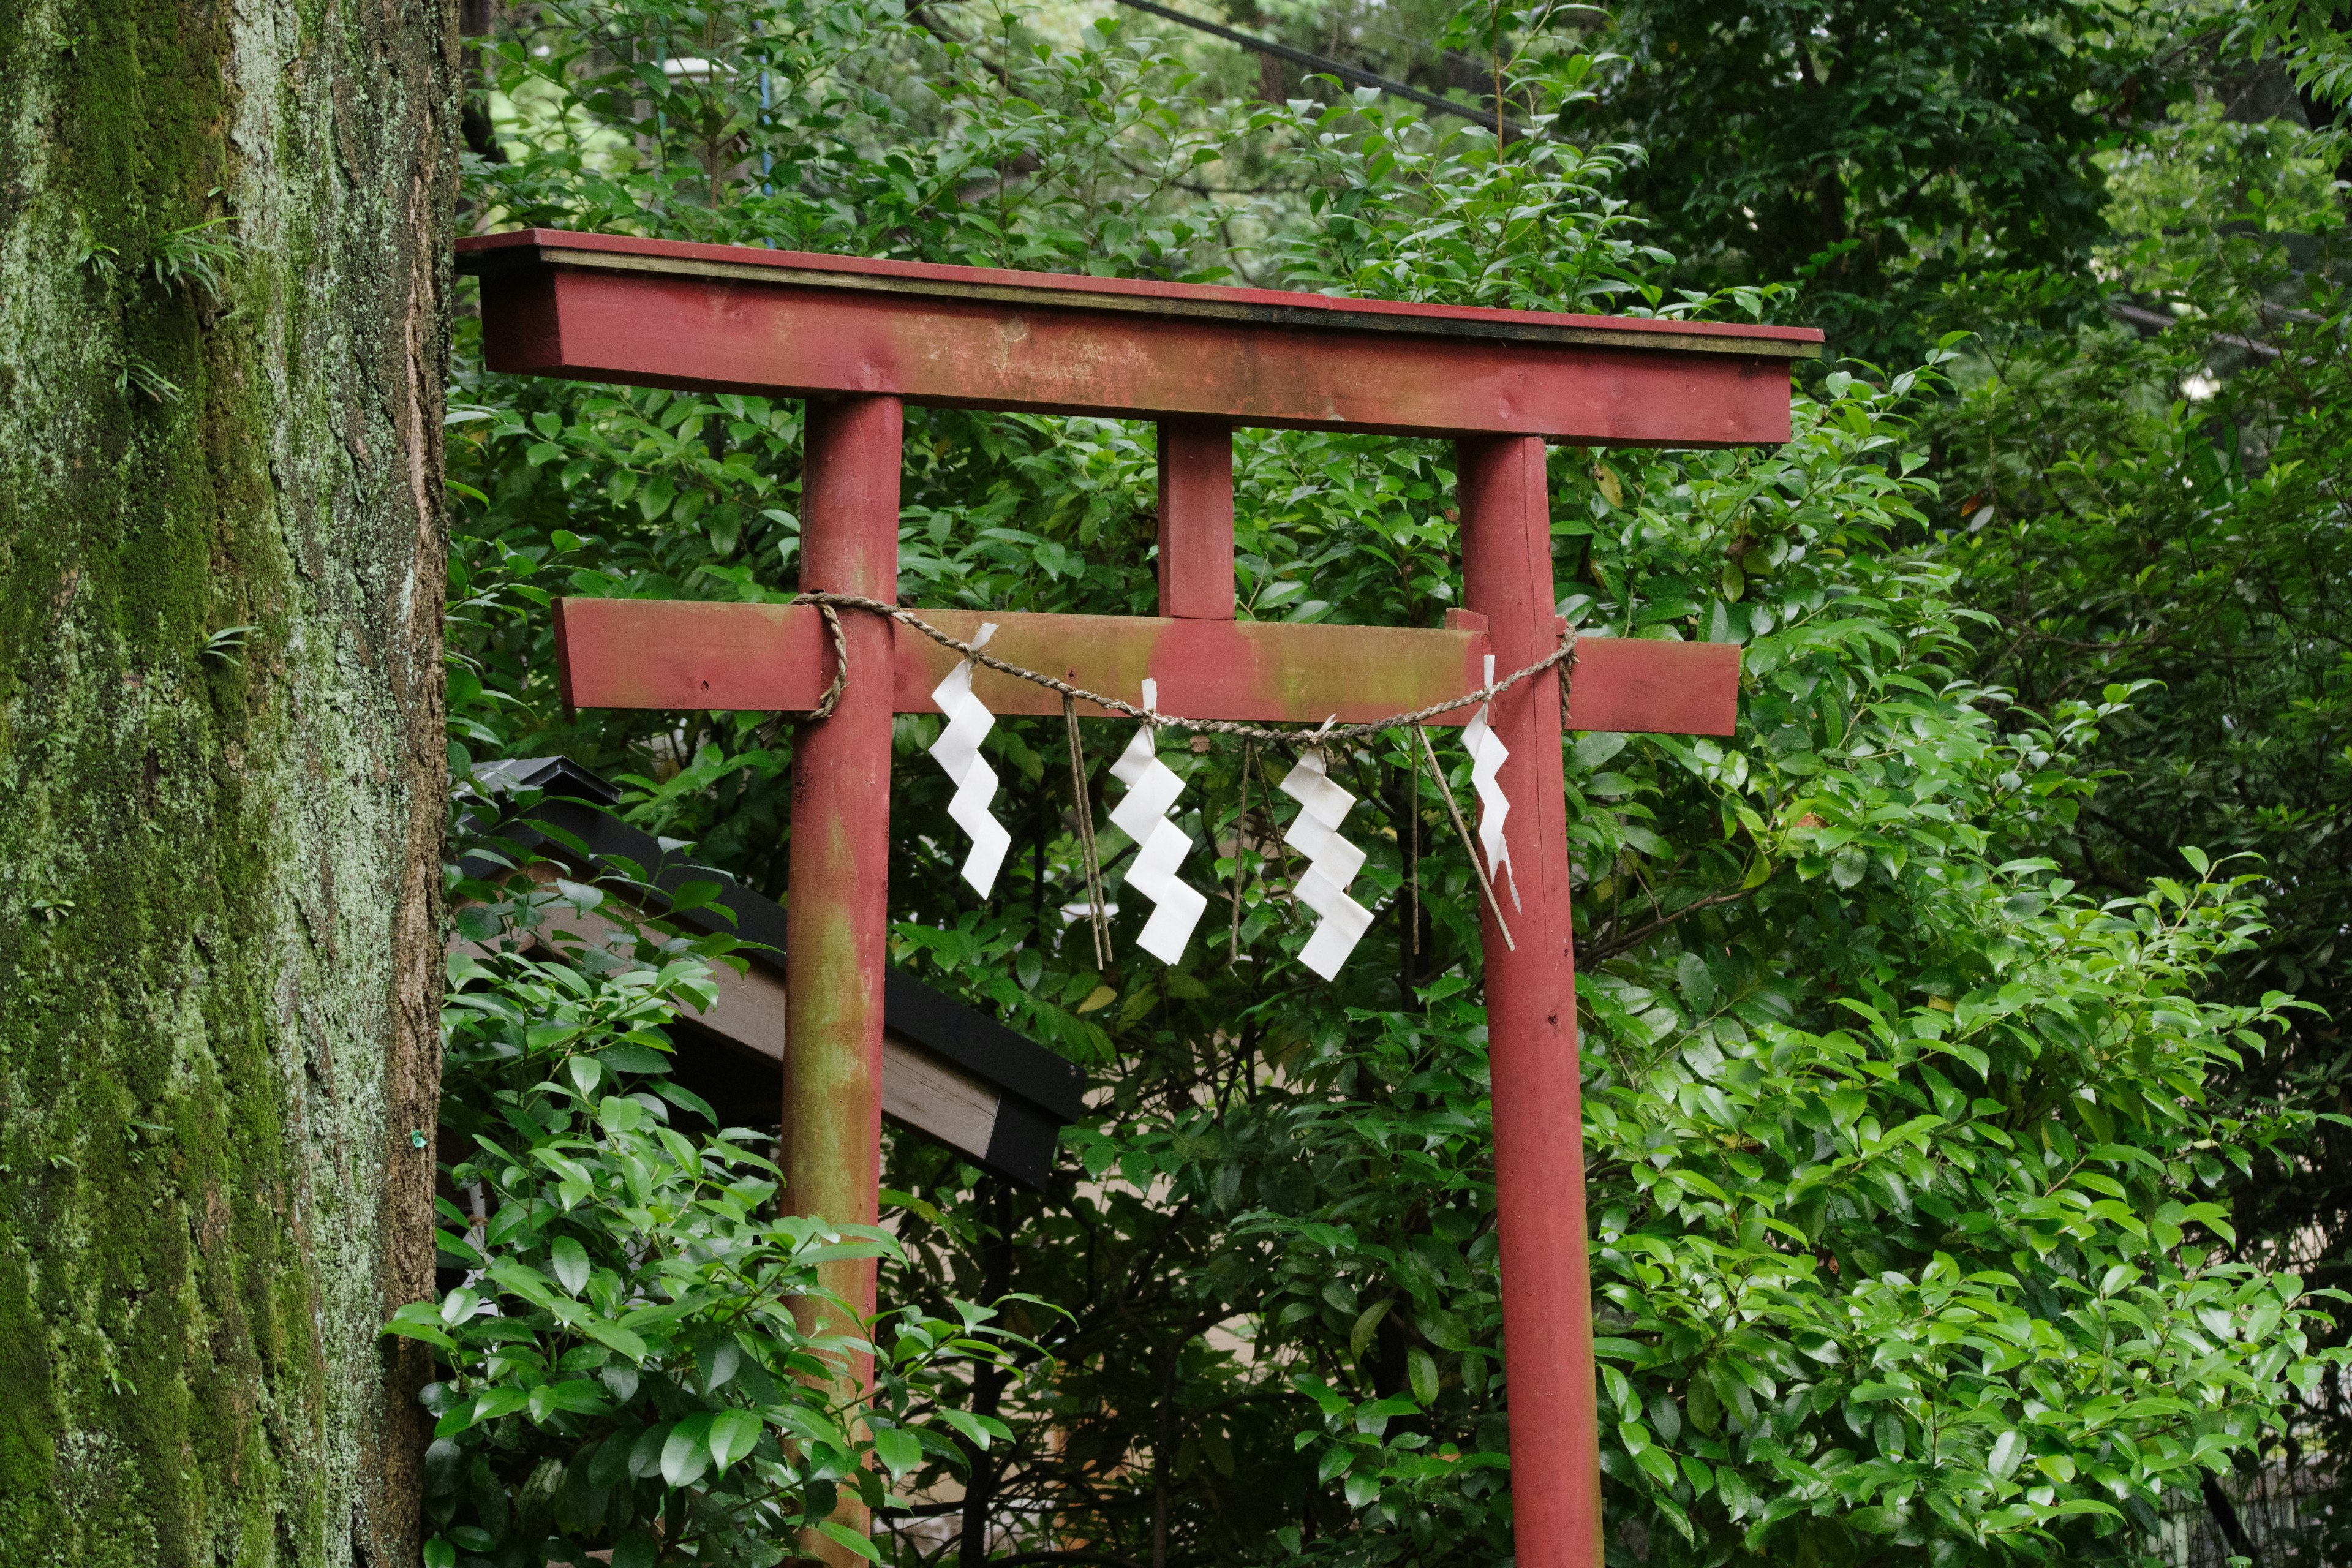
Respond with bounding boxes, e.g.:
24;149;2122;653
392;866;1020;1567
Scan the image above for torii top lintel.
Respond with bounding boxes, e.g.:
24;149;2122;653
455;230;1822;445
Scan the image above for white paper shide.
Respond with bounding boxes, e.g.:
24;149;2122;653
1276;748;1375;979
1107;679;1209;963
928;622;1012;899
1461;654;1520;908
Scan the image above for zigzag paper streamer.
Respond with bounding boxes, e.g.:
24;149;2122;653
1277;748;1376;981
1107;679;1208;964
929;623;1012;899
1461;655;1521;910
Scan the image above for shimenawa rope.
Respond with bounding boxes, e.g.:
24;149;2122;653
789;590;1576;742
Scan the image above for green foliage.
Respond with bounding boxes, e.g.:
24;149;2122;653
431;2;2346;1564
401;862;1022;1566
145;212;238;298
1570;0;2152;361
2248;0;2352;112
1250;860;2333;1561
470;0;1260;275
1924;22;2352;1547
1261;80;1662;311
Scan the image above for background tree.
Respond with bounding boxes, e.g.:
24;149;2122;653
1112;0;2149;363
1927;5;2352;1553
0;2;457;1562
1573;0;2144;363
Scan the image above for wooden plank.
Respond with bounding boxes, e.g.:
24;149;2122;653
551;596;827;713
1564;637;1741;737
463;235;1814;445
553;598;1741;735
894;608;1499;726
459;229;1825;359
878;1044;1003;1166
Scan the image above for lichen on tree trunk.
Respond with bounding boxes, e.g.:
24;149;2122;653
0;2;456;1562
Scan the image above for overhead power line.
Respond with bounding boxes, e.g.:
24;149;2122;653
1106;0;1530;138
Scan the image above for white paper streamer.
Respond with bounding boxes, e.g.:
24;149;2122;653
929;623;1012;899
1107;679;1208;963
1277;748;1375;980
1461;655;1520;910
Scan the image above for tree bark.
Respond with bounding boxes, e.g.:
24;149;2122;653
0;2;456;1564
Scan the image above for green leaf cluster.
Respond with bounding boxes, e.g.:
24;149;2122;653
402;857;1023;1567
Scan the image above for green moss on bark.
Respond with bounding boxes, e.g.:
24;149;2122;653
0;1;457;1562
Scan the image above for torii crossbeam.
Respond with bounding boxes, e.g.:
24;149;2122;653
458;229;1821;1565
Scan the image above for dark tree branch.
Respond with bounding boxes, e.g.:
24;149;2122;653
1579;884;1758;963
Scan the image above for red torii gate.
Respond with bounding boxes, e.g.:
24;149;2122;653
458;228;1820;1564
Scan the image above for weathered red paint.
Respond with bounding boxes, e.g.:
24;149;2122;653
457;230;1820;444
552;597;1741;736
1156;420;1235;619
1566;636;1740;736
1460;434;1601;1567
783;398;902;1496
462;229;1822;350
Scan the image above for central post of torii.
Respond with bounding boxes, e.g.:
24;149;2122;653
464;228;1821;1566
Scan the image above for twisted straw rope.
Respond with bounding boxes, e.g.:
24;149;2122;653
792;591;1576;741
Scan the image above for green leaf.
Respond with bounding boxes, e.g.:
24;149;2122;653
1675;952;1718;1014
871;1424;924;1477
1349;1298;1393;1362
1635;1444;1681;1489
597;1044;673;1074
1575;731;1628;769
382;1302;456;1350
488;1259;558;1309
662;1411;716;1487
1406;1346;1440;1408
453;904;503;943
472;1386;530;1427
815;1520;884;1562
710;1408;764;1471
586;1319;647;1362
549;1236;590;1296
935;1407;1007;1449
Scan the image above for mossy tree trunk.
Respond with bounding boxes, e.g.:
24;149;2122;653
0;2;456;1562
